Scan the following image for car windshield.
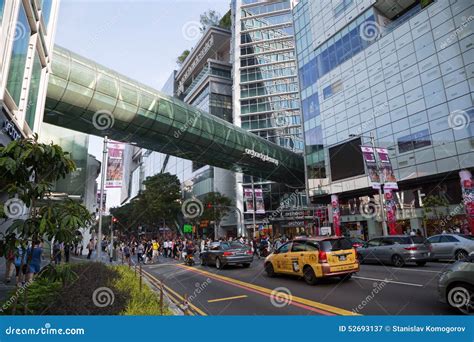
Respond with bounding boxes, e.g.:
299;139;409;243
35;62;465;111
410;236;427;244
230;241;247;249
320;238;353;252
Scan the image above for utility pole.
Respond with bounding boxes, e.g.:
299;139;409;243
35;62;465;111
97;136;108;262
251;176;256;239
370;132;388;236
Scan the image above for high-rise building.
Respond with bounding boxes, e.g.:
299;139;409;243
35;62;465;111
0;0;60;144
232;0;307;237
294;0;473;238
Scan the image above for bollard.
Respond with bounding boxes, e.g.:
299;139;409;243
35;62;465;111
182;294;189;315
139;263;142;292
160;281;164;315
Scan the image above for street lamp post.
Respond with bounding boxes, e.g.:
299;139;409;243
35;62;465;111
369;132;388;236
97;136;108;262
250;176;257;238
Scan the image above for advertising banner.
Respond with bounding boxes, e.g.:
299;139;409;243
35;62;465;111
244;188;254;213
96;190;107;213
384;189;398;235
459;170;474;234
376;148;398;190
106;142;124;188
331;194;341;236
254;188;265;214
361;146;380;189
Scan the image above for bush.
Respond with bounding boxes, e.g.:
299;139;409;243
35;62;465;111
2;263;171;315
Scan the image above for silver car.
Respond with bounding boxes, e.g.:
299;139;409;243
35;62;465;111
438;252;474;314
357;235;432;267
427;234;474;261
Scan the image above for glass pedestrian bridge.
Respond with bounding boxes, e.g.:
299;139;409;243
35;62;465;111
43;46;305;186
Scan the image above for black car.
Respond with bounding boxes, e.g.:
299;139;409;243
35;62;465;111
200;241;253;269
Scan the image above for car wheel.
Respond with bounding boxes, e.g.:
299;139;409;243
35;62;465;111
215;257;223;269
265;262;275;277
455;250;468;261
303;266;318;285
446;284;474;314
392;254;405;267
415;261;426;266
242;263;251;268
340;273;353;281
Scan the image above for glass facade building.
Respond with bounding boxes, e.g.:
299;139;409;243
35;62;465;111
294;0;474;238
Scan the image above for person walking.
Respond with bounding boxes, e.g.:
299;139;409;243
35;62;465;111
26;240;43;282
14;244;26;285
152;239;160;263
86;239;94;259
64;243;71;263
137;241;144;264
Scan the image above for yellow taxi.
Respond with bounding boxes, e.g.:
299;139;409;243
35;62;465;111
264;236;359;285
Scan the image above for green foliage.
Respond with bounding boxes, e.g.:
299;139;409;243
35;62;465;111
112;266;172;315
176;49;190;66
199;9;221;32
0;136;93;244
201;192;233;231
219;10;231;30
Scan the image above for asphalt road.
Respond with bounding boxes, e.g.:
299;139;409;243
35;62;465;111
143;256;460;316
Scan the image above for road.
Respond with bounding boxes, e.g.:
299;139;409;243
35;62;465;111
142;256;459;316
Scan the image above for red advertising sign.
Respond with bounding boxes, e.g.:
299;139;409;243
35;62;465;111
384;189;398;235
459;170;474;235
361;146;380;189
331;194;341;236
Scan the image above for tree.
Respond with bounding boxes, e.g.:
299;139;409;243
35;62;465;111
199;9;221;33
176;49;190;66
200;192;232;239
131;173;182;234
219;10;231;30
0;135;93;314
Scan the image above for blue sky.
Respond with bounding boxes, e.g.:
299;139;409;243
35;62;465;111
55;0;231;90
54;0;231;208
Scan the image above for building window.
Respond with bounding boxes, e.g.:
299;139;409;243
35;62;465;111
397;129;432;153
6;4;31;106
25;52;43;129
334;0;354;18
42;0;53;29
323;80;343;100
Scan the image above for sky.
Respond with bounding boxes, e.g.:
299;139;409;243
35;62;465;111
54;0;231;208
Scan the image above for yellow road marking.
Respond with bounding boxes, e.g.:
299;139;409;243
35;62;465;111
142;269;207;316
175;264;359;316
207;295;248;303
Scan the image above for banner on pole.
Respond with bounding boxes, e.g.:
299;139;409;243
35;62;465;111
459;170;474;234
376;148;398;190
361;146;380;189
331;194;341;236
244;188;254;213
384;189;398;235
254;189;265;214
106;142;124;188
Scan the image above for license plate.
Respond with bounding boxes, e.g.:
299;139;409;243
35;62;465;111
339;255;347;261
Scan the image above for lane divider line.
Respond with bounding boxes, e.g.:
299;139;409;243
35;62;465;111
207;295;248;303
175;264;359;316
353;275;424;287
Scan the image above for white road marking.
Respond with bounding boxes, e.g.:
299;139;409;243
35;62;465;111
353;276;424;287
389;267;442;273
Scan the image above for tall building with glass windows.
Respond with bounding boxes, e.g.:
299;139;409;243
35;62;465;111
0;0;59;146
232;0;308;237
294;0;473;239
